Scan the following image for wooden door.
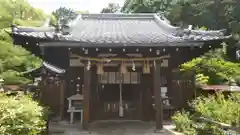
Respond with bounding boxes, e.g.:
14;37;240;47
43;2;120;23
96;71;141;120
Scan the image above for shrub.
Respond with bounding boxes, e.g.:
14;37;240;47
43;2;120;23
172;111;197;135
172;92;240;135
191;93;240;135
181;49;240;85
192;93;240;126
0;93;47;135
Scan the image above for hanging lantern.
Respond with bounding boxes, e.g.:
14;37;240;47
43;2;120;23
120;61;128;74
97;62;104;75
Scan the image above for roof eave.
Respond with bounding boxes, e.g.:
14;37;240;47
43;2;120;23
21;61;66;77
11;24;55;33
39;41;205;47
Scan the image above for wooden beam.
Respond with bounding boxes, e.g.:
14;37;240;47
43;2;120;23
153;60;163;131
83;67;91;130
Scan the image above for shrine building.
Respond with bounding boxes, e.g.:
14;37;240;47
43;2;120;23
10;13;230;131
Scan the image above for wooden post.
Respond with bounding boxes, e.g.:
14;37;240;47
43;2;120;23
59;79;65;120
40;76;47;105
141;73;150;121
83;66;91;130
90;66;97;122
167;56;172;100
153;60;163;131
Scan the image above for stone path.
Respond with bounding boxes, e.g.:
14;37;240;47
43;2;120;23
50;121;170;135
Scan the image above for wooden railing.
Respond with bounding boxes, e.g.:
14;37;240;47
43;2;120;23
197;117;240;135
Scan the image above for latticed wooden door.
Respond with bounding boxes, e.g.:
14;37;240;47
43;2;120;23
97;71;142;120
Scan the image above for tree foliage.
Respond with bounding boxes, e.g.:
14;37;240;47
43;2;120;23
172;93;240;135
121;0;240;32
52;7;78;25
101;3;121;13
0;0;44;85
0;0;47;29
0;93;47;135
121;0;174;13
122;0;240;85
181;49;240;85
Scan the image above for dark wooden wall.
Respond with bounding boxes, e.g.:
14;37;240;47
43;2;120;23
41;78;62;115
44;47;69;69
39;47;196;121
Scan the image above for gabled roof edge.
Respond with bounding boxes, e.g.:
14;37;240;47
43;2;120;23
21;61;66;77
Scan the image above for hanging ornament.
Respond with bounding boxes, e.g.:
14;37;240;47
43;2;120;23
97;62;104;75
76;84;80;92
143;60;150;74
86;60;91;70
146;60;150;73
103;58;111;63
120;61;127;74
153;60;156;70
132;60;136;71
143;60;146;73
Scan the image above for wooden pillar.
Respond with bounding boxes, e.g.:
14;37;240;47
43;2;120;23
153;60;163;131
167;56;173;99
40;76;47;105
83;66;91;130
141;73;151;121
90;66;97;122
59;79;65;120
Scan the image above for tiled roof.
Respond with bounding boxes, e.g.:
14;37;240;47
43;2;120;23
11;13;230;46
21;61;65;77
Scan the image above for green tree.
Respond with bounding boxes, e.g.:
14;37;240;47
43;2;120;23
121;0;240;32
52;7;78;25
121;0;175;13
0;0;45;85
121;0;240;85
0;94;47;135
101;3;121;13
181;49;240;85
0;0;47;26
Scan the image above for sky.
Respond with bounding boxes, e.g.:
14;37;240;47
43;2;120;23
27;0;125;14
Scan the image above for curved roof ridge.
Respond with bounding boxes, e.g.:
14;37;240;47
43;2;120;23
153;14;179;34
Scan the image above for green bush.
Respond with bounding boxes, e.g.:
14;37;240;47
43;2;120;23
172;93;240;135
192;93;240;126
0;93;47;135
172;111;197;135
181;49;240;85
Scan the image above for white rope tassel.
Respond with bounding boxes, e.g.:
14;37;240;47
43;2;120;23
86;60;91;70
132;60;136;71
